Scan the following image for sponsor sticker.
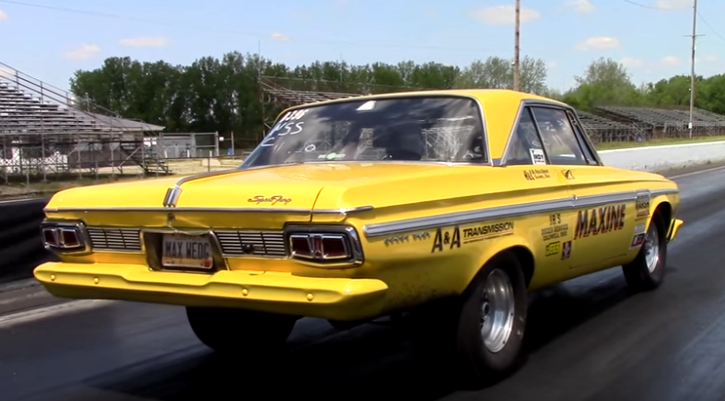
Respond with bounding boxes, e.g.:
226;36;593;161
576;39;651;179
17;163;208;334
561;241;572;260
545;241;561;257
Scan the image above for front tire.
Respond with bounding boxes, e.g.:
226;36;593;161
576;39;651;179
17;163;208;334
186;306;297;354
455;252;529;386
622;211;668;292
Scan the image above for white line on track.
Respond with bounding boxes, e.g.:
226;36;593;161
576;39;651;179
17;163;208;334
0;198;44;204
668;165;725;180
0;300;116;329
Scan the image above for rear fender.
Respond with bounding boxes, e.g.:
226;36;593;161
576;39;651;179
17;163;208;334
468;235;536;290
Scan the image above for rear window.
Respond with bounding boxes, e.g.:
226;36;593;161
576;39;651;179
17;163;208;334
241;95;487;168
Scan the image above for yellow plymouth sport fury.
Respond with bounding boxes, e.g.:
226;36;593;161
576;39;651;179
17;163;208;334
34;89;683;385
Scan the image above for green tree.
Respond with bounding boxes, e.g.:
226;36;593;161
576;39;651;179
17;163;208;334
563;57;642;110
68;51;725;149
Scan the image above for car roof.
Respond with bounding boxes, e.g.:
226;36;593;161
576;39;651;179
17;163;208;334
278;89;574;161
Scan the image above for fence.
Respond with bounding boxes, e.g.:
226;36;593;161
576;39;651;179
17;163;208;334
156;132;220;158
0;131;221;182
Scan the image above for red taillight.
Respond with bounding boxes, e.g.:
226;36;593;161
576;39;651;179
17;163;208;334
59;228;80;247
290;234;312;258
42;228;58;246
289;233;351;261
41;223;85;251
321;236;347;258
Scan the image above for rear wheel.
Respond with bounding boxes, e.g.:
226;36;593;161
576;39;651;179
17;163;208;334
455;252;528;386
622;211;667;291
186;306;297;354
408;251;528;387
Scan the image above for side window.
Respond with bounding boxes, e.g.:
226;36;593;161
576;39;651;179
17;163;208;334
530;107;588;166
566;110;600;165
505;108;547;166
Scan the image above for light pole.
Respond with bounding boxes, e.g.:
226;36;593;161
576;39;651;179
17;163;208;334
687;0;700;139
513;0;521;92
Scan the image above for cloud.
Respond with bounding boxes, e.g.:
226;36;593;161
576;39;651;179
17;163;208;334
0;9;7;22
620;57;645;68
565;0;595;15
63;44;101;60
468;5;541;26
574;36;621;51
546;61;559;69
660;55;681;66
270;32;290;42
119;36;168;47
654;0;692;10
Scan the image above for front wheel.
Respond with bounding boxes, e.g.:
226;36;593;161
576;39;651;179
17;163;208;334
186;306;298;354
622;212;668;292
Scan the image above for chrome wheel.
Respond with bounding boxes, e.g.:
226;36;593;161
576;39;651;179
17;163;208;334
644;222;660;273
480;268;516;353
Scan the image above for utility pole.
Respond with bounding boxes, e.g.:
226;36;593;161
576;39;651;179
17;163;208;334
686;0;702;139
513;0;521;92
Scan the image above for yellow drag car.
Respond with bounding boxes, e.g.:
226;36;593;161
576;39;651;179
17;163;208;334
34;89;683;385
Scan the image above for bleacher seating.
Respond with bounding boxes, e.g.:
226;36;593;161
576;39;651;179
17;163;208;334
596;106;725;128
0;82;162;135
576;111;644;142
0;62;168;175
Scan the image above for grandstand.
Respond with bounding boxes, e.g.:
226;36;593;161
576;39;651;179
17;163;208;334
596;106;725;138
0;61;169;182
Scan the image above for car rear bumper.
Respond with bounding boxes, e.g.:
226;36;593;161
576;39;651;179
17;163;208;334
33;262;389;321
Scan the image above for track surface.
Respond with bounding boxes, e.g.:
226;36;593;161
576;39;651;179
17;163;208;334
2;166;725;401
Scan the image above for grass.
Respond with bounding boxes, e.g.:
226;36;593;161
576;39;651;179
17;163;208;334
594;135;725;151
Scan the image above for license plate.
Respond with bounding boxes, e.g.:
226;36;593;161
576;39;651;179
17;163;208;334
161;234;214;269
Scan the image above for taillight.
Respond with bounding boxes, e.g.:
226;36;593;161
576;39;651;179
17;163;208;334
289;233;351;260
286;226;363;265
40;221;88;252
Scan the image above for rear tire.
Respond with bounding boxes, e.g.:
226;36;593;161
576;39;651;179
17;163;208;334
622;211;668;292
408;251;528;388
186;306;297;354
455;251;529;386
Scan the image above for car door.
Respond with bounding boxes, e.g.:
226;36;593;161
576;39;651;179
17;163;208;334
528;105;638;274
500;105;577;285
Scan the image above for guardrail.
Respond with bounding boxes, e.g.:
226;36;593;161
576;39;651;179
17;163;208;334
0;140;724;286
0;198;56;285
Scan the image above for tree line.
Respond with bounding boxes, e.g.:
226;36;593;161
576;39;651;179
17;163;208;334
68;51;725;147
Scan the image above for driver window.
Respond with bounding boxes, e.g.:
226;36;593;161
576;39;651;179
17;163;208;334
506;108;546;166
530;107;588;166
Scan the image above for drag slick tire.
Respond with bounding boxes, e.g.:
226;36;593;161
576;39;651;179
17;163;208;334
455;251;528;386
186;306;298;354
622;211;667;292
409;251;528;387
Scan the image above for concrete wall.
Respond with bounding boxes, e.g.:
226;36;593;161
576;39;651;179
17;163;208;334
599;140;725;172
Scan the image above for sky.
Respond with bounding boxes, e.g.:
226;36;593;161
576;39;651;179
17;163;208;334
0;0;723;93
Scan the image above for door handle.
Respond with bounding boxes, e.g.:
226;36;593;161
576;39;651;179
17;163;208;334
562;169;575;180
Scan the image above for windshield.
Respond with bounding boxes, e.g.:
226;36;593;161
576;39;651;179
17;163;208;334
240;95;487;168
